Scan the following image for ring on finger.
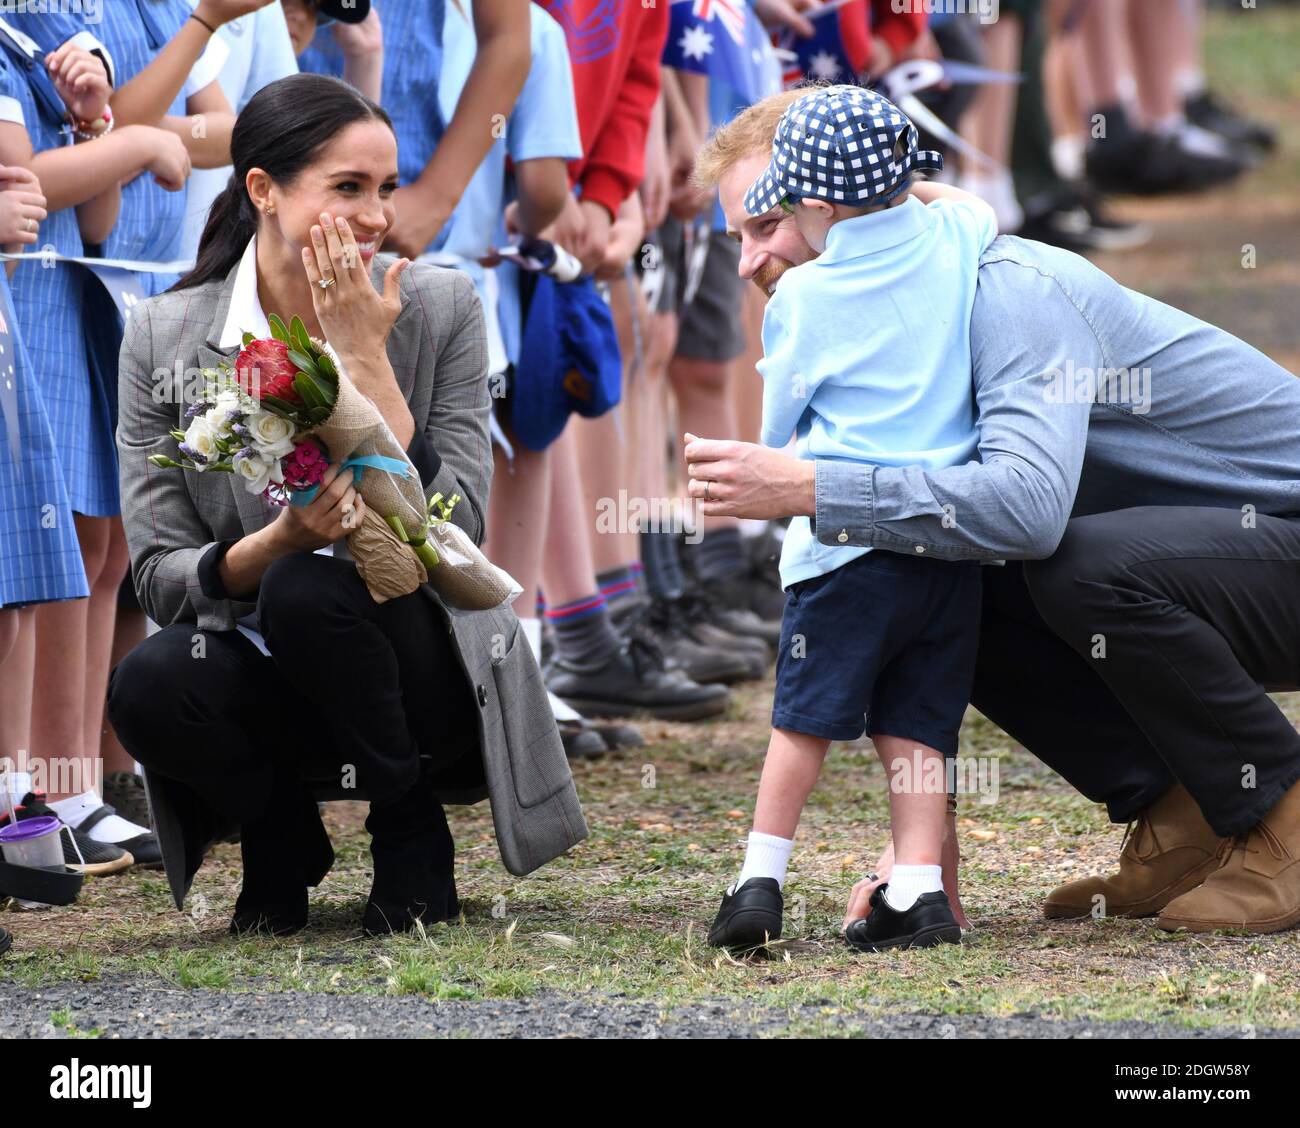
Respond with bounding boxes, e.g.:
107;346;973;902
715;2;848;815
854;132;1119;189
317;275;336;290
25;218;36;232
703;480;711;501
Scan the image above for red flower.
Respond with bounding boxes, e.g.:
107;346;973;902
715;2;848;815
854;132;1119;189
234;338;301;404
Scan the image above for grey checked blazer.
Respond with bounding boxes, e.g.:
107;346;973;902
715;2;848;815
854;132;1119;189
116;254;587;876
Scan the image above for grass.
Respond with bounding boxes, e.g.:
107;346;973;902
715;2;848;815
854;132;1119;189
4;689;1300;1033
3;10;1300;1037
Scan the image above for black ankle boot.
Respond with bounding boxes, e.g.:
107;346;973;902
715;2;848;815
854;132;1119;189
229;776;327;938
362;783;458;936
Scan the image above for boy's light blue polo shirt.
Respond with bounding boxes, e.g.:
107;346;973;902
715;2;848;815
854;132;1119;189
758;194;997;589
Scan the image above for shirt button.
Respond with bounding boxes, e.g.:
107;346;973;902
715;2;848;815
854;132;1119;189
837;530;849;543
914;545;926;554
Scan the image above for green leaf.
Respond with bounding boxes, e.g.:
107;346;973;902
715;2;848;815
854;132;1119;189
148;455;180;469
259;394;301;417
286;349;319;377
290;315;314;358
310;407;332;425
241;330;256;347
267;314;290;344
314;351;337;381
293;373;327;410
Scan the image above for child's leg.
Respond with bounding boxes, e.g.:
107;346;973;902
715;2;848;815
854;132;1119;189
872;734;948;910
736;726;830;888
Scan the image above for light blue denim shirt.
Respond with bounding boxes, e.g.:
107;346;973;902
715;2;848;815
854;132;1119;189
758;195;997;588
813;235;1300;558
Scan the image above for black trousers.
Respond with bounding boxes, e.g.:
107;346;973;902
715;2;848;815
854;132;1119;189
972;506;1300;837
106;554;482;831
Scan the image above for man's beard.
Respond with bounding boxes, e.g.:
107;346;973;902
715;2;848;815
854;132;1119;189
752;258;792;297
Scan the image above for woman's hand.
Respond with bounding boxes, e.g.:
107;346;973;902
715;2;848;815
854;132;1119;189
0;167;46;246
269;463;366;554
302;211;408;369
46;44;111;124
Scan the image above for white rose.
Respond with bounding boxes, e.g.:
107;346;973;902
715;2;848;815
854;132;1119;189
246;409;296;459
233;450;276;494
211;389;244;432
182;414;219;469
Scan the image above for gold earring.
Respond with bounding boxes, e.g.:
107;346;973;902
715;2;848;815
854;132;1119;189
265;205;275;215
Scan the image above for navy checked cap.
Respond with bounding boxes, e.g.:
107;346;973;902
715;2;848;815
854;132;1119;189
744;85;943;216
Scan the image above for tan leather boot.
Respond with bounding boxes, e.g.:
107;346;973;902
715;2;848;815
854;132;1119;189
1158;777;1300;934
1043;782;1228;920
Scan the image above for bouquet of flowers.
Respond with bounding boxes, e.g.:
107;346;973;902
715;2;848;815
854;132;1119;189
150;314;518;610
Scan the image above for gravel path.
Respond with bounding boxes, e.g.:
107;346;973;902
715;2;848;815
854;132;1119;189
3;978;1295;1039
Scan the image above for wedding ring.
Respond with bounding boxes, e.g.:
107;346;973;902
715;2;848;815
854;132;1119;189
703;480;711;501
25;218;35;232
317;275;336;290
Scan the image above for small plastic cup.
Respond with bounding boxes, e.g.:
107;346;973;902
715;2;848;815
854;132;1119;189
0;815;64;869
0;816;70;906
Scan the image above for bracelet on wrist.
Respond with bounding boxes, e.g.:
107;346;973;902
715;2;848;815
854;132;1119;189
189;11;217;35
70;105;113;142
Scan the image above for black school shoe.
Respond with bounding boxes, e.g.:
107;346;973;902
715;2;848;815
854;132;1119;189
707;877;783;951
843;886;962;953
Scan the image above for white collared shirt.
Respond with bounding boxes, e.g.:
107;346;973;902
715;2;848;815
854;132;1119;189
219;235;272;350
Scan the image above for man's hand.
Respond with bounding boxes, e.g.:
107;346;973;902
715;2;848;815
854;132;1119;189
684;432;816;520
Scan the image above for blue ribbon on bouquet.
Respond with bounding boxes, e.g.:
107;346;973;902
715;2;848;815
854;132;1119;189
288;453;412;507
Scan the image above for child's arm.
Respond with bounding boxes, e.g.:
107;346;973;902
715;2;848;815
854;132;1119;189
0;118;189;219
45;41;121;243
161;83;236;171
910;180;999;246
512;157;570;240
387;0;531;259
909;180;984;208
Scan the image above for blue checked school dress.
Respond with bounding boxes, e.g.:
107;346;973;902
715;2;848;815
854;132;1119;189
0;70;88;605
0;25;118;518
0;271;89;608
92;0;197;297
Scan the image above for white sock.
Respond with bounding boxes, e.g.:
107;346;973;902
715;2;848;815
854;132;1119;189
1176;67;1207;101
1051;134;1086;182
49;790;148;844
737;831;795;890
883;864;943;912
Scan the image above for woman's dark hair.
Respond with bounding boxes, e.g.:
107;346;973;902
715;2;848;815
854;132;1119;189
174;74;394;291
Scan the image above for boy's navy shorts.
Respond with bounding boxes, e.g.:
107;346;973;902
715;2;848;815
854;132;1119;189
772;551;983;756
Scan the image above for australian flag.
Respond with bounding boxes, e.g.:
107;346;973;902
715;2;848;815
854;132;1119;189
663;0;780;104
774;0;872;89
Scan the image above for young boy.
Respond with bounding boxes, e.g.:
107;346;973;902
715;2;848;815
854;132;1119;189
707;85;997;953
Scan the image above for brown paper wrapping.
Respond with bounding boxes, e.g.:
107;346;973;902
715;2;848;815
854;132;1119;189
312;366;515;610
